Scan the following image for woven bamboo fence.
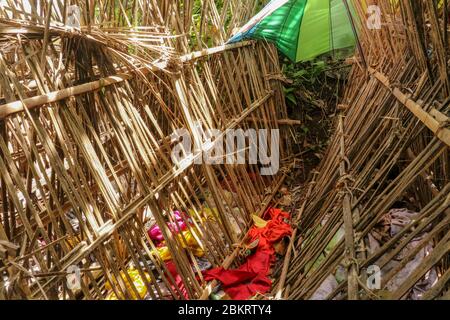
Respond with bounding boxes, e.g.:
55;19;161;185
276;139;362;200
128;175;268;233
0;0;292;300
279;0;450;300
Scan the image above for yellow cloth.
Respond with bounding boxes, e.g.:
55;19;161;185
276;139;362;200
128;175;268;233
189;207;219;222
154;246;172;261
179;230;204;257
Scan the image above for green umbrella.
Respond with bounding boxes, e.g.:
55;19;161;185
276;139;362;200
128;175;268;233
229;0;358;62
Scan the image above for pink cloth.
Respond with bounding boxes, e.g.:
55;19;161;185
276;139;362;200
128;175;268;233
147;211;188;243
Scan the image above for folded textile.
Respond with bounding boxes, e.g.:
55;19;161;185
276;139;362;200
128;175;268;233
204;250;272;300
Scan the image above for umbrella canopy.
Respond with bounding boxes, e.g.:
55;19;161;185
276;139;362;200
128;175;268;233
229;0;357;62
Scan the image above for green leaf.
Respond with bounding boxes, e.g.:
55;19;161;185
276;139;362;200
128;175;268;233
293;69;307;78
286;93;297;105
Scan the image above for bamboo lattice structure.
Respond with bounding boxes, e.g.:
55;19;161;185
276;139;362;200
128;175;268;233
0;0;292;300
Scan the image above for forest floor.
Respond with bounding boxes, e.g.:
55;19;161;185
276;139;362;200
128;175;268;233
282;56;351;186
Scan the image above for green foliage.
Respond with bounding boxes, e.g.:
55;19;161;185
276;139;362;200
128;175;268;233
283;87;297;106
282;55;350;110
282;60;328;107
282;56;350;165
282;59;327;88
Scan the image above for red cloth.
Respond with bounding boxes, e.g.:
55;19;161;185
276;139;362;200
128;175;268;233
203;250;271;300
166;261;189;299
203;208;292;300
249;208;292;254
